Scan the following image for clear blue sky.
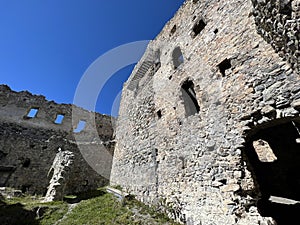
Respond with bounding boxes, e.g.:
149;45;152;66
0;0;184;116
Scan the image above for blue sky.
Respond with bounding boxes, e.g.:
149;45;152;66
0;0;184;116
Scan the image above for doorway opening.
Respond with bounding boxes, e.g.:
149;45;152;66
244;120;300;224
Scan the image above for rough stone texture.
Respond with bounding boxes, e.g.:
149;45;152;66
0;85;114;200
252;139;277;162
252;0;300;72
43;148;74;202
111;0;300;224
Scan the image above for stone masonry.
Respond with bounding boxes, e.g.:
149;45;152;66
111;0;300;224
0;85;114;200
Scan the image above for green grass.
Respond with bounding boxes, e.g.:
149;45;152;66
39;202;69;225
60;193;132;225
60;191;180;225
0;188;180;225
0;195;68;225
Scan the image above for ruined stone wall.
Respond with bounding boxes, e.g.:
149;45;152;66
111;0;300;224
252;0;300;72
0;85;114;199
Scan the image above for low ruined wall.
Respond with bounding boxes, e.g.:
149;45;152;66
111;0;300;224
0;85;115;199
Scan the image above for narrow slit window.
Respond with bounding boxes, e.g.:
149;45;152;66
73;120;86;133
172;47;184;69
157;110;162;119
54;114;65;124
170;25;177;35
26;108;38;118
181;80;200;117
192;19;206;38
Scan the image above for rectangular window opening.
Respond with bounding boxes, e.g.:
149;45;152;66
26;108;39;118
73;120;86;133
54;114;65;124
253;139;278;162
157;110;162;119
192;19;206;38
218;58;232;77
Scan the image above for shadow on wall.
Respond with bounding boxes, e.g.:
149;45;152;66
244;120;300;225
0;194;38;225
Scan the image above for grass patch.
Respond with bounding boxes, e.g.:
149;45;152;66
111;185;123;191
0;195;68;225
60;193;132;225
0;188;179;225
39;202;68;225
60;190;179;225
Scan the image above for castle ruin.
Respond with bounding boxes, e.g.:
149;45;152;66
1;0;299;224
111;0;300;224
0;85;114;201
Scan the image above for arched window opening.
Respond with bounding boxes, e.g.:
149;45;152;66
181;80;200;117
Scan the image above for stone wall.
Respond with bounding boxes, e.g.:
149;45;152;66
252;0;300;72
0;85;114;200
111;0;300;224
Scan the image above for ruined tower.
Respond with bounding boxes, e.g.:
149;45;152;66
111;0;300;224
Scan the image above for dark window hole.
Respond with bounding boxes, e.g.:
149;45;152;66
157;110;162;119
192;19;206;38
218;58;232;77
170;25;177;35
219;179;227;185
22;158;31;168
